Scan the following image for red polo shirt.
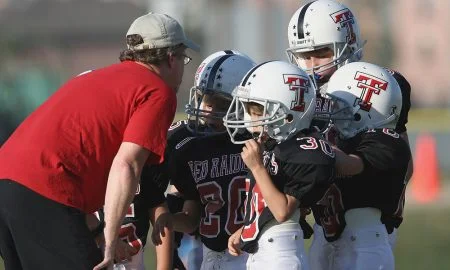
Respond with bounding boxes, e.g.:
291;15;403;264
0;61;176;213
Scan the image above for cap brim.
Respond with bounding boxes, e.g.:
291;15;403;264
183;39;200;52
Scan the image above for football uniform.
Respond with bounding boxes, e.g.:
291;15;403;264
385;69;412;250
309;68;412;270
240;131;335;270
311;93;333;133
312;128;411;270
170;132;250;270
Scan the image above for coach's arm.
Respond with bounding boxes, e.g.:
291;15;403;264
94;142;150;270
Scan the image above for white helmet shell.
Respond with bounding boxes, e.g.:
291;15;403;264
186;50;256;135
286;0;363;71
325;61;402;139
224;61;317;144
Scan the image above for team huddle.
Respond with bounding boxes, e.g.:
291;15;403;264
0;0;412;270
104;1;412;269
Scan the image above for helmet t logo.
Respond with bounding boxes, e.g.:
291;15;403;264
353;72;388;111
331;8;356;44
284;74;309;112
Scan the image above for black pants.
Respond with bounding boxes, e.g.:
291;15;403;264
0;179;103;270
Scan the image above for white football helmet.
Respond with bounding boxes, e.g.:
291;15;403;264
223;61;317;144
324;62;402;139
185;50;256;135
286;0;363;85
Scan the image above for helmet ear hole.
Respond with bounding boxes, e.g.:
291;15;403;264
354;113;361;121
286;114;294;123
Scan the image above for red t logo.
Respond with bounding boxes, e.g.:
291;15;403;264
283;74;310;112
331;8;356;44
354;71;388;111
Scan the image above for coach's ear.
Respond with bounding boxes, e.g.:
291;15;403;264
333;146;364;176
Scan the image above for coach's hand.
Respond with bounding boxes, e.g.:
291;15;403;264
93;242;115;270
114;239;137;264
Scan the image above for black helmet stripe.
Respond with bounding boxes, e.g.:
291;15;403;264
297;1;316;39
206;54;234;90
224;50;234;54
240;61;275;87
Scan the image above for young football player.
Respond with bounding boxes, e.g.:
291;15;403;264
285;1;413;268
153;50;256;270
315;61;411;270
224;61;336;270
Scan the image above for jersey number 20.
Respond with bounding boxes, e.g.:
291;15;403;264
197;176;246;238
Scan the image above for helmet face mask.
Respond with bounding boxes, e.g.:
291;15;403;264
186;87;233;133
225;90;289;143
186;87;232;121
224;61;317;144
320;93;358;138
185;50;256;135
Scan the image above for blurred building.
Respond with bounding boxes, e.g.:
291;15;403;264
393;0;450;107
0;0;146;76
0;0;449;144
0;0;147;135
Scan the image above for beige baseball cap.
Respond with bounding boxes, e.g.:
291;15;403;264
126;12;200;52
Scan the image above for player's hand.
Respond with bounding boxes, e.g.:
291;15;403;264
228;228;242;256
241;138;264;172
300;207;311;218
151;212;173;245
114;239;137;264
93;243;115;270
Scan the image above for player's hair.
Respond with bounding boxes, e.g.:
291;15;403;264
245;102;264;114
119;34;186;66
202;92;233;112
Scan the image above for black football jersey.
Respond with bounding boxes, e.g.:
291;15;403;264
313;128;411;242
94;176;165;255
170;132;248;252
240;131;335;253
311;93;333;132
383;68;411;134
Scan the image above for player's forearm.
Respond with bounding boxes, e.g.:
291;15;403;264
152;204;174;270
251;165;295;223
172;212;199;233
333;146;364;176
104;159;140;248
155;226;174;270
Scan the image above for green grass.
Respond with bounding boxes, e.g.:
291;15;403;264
406;109;450;133
393;207;450;270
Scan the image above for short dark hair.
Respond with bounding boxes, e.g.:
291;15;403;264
119;34;186;66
